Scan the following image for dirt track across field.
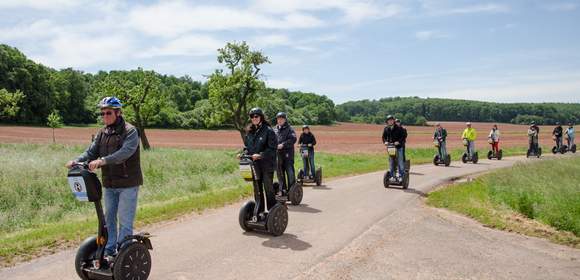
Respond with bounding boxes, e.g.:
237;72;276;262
0;122;555;153
2;155;579;280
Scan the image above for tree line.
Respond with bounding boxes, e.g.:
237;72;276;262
0;44;336;136
336;97;580;125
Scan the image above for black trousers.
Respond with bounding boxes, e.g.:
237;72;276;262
277;152;295;192
254;166;276;213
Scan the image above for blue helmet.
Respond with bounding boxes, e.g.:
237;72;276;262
98;97;122;109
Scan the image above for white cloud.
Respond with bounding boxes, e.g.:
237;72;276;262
32;33;135;68
127;0;324;37
415;30;450;40
0;0;80;10
0;20;60;41
421;1;510;16
139;35;224;57
266;78;306;89
252;0;404;24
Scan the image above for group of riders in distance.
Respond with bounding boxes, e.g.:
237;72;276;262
63;97;577;280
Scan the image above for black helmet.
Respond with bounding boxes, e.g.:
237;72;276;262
395;119;401;123
531;121;535;125
249;107;264;118
556;122;560;125
276;112;287;119
386;115;395;121
302;125;310;130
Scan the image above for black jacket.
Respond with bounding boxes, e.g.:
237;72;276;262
553;126;563;137
382;125;405;148
298;132;317;147
274;123;297;159
244;123;277;171
401;126;408;147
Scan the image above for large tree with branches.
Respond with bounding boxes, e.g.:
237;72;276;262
207;41;271;140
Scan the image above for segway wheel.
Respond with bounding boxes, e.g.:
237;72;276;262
561;146;567;154
538;147;542;158
267;203;288;236
288;183;303;205
113;242;152;280
572;144;577;153
497;150;503;160
239;201;255;232
402;173;410;189
552;146;558;154
433;155;439;166
487;150;493;160
315;168;322;186
273;182;281;194
445;154;451;167
297;169;304;180
75;236;98;280
526;149;530;158
461;153;468;163
383;171;390;188
473;152;479;164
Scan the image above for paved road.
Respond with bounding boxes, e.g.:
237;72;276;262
2;156;579;280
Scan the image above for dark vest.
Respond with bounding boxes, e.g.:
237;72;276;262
97;119;143;188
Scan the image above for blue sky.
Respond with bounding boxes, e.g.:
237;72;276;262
1;0;579;104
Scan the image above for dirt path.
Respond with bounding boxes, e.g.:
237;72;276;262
1;156;578;280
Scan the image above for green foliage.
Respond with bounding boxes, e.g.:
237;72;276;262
46;110;63;129
0;88;24;120
207;41;270;138
338;97;580;125
428;156;580;246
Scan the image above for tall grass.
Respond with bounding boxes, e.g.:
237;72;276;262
0;143;527;264
428;156;580;247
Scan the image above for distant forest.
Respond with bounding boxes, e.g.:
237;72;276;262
1;44;578;128
336;97;580;125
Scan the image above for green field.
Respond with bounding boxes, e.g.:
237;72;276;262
428;156;580;247
0;143;527;265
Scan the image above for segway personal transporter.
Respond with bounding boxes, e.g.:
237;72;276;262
461;139;479;164
526;139;542;158
383;143;410;189
239;155;288;236
487;138;503;160
552;136;566;154
68;163;153;280
432;139;451;166
297;144;322;186
562;135;577;154
273;179;303;206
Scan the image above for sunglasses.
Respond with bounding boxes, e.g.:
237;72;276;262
250;115;261;119
99;111;114;116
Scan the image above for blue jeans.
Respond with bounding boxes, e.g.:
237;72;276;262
104;186;139;255
302;148;316;177
438;141;447;158
389;148;405;177
467;141;475;157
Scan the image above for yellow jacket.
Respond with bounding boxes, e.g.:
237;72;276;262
462;128;477;141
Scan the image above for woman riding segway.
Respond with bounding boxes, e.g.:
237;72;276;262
238;108;288;236
297;125;322;186
433;122;451;166
487;124;502;160
527;122;541;158
564;123;576;153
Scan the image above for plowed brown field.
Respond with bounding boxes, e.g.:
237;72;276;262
0;122;555;154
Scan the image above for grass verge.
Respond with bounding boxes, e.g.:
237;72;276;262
427;156;580;248
0;143;527;266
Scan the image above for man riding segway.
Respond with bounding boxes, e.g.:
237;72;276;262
433;122;450;166
65;97;153;280
382;115;409;188
273;112;302;205
552;122;564;154
461;122;478;163
527;122;541;158
395;119;407;161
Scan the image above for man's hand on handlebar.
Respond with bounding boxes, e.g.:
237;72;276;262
65;160;76;169
251;154;261;161
88;159;104;171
